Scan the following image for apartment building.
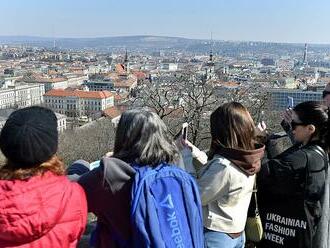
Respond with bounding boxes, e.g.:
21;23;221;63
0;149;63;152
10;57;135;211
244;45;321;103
44;89;114;118
0;83;45;109
268;88;322;110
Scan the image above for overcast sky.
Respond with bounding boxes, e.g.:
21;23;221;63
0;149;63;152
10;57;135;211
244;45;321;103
1;0;329;44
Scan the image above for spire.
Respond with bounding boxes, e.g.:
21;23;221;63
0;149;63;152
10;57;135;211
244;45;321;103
303;43;308;66
209;32;213;62
206;32;215;80
124;49;128;63
124;49;129;73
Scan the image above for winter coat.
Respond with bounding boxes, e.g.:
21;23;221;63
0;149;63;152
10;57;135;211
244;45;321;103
0;171;87;248
182;143;265;233
78;157;135;248
258;141;329;248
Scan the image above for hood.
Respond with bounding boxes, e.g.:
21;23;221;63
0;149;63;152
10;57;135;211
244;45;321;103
216;143;265;175
0;171;72;246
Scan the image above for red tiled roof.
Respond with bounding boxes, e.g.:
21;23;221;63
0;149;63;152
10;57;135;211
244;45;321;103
114;94;123;100
103;106;122;118
44;89;113;99
116;64;126;74
220;81;240;87
33;77;68;83
133;71;147;79
114;78;137;88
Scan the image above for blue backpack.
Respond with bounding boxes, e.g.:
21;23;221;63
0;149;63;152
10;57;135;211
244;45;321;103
130;163;204;248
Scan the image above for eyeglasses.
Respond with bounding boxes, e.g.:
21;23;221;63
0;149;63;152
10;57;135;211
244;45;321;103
323;90;330;98
291;121;308;130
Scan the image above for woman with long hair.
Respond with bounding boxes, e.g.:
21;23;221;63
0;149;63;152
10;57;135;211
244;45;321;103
0;106;87;248
77;108;202;248
258;101;330;248
181;102;265;248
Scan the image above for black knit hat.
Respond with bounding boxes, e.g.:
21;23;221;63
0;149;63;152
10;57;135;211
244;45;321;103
0;106;58;168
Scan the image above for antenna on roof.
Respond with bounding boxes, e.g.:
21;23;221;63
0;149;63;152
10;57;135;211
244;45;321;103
209;32;213;62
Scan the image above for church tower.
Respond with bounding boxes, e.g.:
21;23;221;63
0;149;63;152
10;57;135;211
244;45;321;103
124;49;130;73
206;33;215;79
303;43;308;67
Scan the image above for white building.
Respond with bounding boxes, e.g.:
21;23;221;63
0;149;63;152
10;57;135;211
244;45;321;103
268;88;322;110
64;74;88;87
39;78;68;92
161;63;178;71
55;113;67;132
83;81;114;91
44;89;114;118
0;83;45;109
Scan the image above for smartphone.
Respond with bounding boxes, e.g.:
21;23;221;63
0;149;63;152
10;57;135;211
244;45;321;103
259;110;265;123
181;122;188;141
287;97;294;108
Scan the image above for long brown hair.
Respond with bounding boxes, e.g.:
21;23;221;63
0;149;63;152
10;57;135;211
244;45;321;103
209;102;256;159
0;155;65;180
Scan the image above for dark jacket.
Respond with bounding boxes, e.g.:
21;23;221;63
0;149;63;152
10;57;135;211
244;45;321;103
257;141;329;248
78;157;135;248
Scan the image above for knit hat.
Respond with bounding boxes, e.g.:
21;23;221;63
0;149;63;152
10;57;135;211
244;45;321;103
0;106;58;168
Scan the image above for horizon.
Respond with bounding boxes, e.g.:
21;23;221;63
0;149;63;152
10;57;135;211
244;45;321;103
1;0;329;44
1;34;330;46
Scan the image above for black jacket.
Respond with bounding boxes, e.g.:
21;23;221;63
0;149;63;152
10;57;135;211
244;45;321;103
257;141;329;248
78;157;135;248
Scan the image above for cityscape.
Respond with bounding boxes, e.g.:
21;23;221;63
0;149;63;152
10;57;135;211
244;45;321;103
0;0;330;247
0;36;329;132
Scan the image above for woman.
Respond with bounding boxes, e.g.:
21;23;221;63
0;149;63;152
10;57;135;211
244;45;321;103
77;109;202;248
0;106;87;248
181;102;265;248
258;101;330;248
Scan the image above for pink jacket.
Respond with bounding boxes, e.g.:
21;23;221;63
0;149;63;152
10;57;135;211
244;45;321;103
0;171;87;248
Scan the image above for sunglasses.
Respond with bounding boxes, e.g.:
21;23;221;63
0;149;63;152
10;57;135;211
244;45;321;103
291;121;308;130
323;90;330;98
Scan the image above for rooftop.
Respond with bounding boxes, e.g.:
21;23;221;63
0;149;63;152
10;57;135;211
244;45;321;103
44;89;114;99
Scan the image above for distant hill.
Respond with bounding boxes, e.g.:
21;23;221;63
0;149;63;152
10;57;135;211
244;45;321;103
0;35;329;54
0;35;199;50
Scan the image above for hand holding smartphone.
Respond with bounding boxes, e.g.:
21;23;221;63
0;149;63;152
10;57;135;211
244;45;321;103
287;97;294;109
281;97;294;132
181;122;188;141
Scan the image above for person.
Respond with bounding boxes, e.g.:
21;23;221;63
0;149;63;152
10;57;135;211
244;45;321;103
0;106;87;248
76;109;202;248
257;101;330;248
180;102;265;248
281;83;330;142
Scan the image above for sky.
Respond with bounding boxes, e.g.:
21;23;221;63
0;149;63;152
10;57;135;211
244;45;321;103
1;0;329;44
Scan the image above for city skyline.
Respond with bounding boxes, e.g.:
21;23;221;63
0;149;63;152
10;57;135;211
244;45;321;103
1;0;330;44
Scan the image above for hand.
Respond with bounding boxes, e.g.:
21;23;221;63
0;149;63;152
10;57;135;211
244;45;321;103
257;121;267;132
105;151;113;157
282;108;293;124
175;135;193;151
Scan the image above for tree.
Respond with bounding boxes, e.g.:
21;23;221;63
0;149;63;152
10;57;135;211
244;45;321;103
132;71;281;150
132;72;222;149
57;117;115;166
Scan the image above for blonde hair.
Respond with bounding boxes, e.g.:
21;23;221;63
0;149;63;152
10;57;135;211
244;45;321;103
0;155;65;180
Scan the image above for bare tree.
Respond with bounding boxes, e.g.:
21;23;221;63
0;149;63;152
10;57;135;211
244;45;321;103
58;117;115;167
132;72;222;148
132;71;282;151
